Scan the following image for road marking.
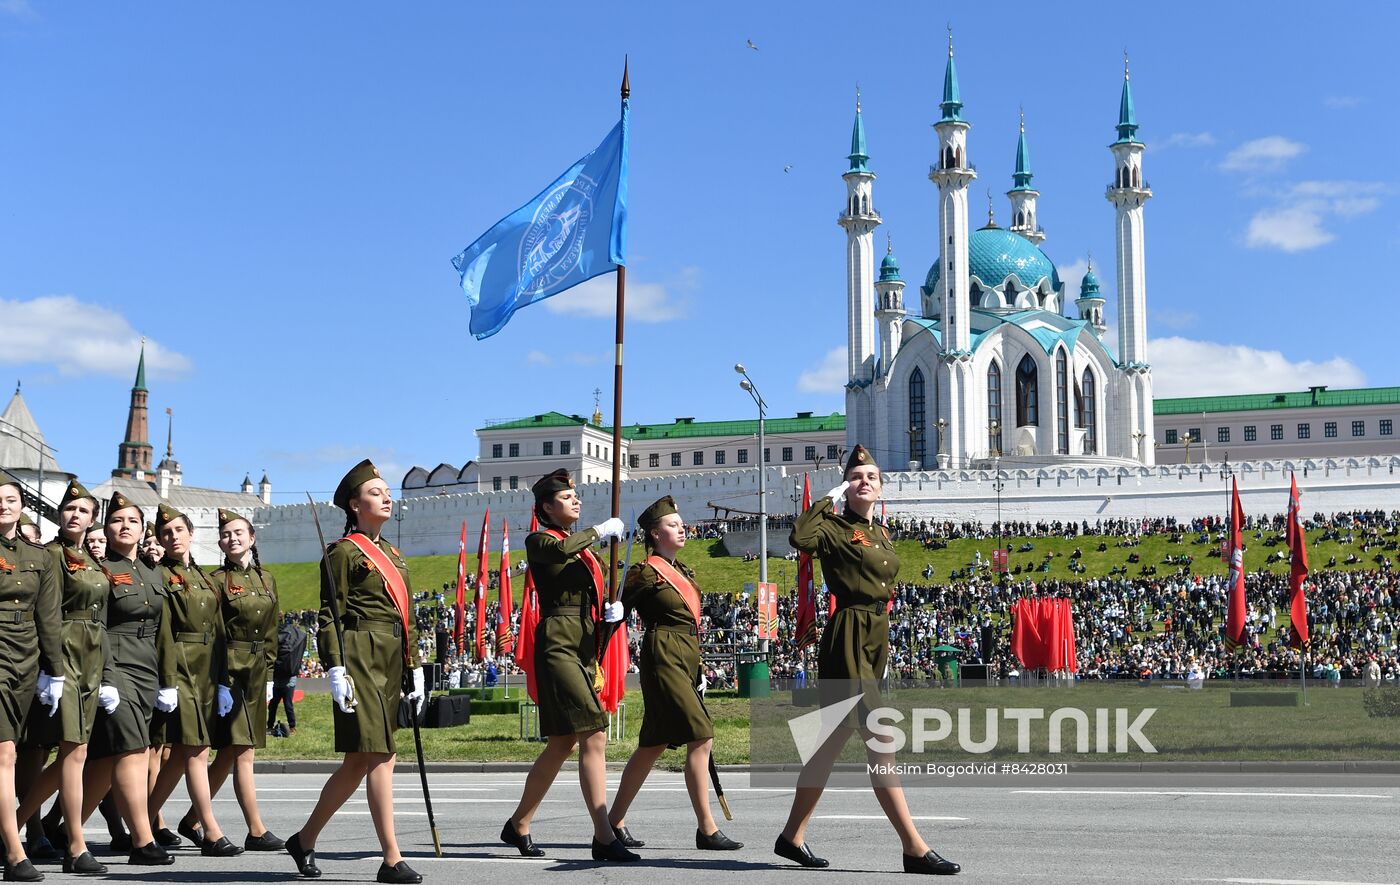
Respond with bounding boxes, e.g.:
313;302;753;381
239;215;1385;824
1202;878;1400;885
1013;790;1392;799
814;814;967;821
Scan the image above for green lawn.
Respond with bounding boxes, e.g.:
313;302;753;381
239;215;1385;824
264;528;1390;614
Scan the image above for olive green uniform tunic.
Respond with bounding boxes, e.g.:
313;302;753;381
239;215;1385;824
622;557;712;747
158;559;229;747
212;560;279;749
0;532;63;743
22;537;111;746
91;553;174;758
317;536;418;755
790;499;896;717
526;526;608;737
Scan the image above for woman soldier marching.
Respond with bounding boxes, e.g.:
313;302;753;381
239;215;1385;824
286;459;424;885
14;481;112;875
607;496;741;852
500;468;635;862
145;504;243;856
775;446;960;876
0;471;63;882
175;508;283;852
81;491;174;867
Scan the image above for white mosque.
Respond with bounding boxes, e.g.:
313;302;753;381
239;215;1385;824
843;41;1153;470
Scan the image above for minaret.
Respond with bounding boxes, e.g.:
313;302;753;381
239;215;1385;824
874;237;906;376
929;31;977;466
1075;256;1108;337
114;340;154;479
1007;109;1045;245
1105;53;1154;464
839;89;880;387
241;474;254;495
258;472;272;506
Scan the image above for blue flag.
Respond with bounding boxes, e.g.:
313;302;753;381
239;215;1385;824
453;102;628;340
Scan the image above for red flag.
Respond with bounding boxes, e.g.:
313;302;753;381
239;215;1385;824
599;619;630;713
1285;472;1310;649
1010;597;1045;669
453;519;467;656
474;508;490;662
1223;478;1248;652
793;474;819;649
496;521;515;656
516;514;540;702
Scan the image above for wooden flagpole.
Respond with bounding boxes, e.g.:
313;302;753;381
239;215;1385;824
608;57;629;602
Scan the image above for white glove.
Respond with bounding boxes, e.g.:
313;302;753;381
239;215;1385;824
825;481;850;505
329;666;355;714
36;672;53;702
45;676;64;716
155;686;178;713
216;685;234;717
266;681;274;702
603;601;625;623
408;667;426;716
98;684;120;714
591;517;626;543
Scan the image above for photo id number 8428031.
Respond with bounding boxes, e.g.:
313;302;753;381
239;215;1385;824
999;763;1068;775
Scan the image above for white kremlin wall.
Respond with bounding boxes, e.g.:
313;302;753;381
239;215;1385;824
252;456;1400;563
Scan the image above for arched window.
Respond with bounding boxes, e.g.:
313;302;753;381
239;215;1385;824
1132;166;1140;188
1015;211;1024;228
987;361;1003;455
1081;368;1098;455
862;194;870;214
908;368;927;466
955;146;964;168
1055;349;1069;455
1015;355;1038;427
943;146;954;169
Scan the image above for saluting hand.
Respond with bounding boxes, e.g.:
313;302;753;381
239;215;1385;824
825;481;851;505
592;517;626;543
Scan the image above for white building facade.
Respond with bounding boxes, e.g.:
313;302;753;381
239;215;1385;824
847;44;1153;471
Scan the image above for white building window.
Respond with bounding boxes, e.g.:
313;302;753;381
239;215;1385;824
1353;420;1365;437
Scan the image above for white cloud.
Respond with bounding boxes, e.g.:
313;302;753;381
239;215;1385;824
1244;180;1388;252
543;267;694;323
797;347;847;394
1150;336;1366;398
0;0;34;18
1162;132;1216;149
1220;136;1306;173
525;350;552;366
0;295;192;378
1058;258;1088;298
1153;308;1198;331
1324;95;1363;110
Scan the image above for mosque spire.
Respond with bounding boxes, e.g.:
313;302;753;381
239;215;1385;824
1115;50;1139;144
1012;106;1033;190
848;86;870;173
939;26;963;122
134;338;147;392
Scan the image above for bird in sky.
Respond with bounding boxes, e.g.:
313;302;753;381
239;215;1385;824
746;39;759;51
784;164;793;173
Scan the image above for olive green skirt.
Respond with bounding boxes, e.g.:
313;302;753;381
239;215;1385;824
21;619;106;747
91;632;159;759
332;626;404;754
533;613;607;737
215;641;270;750
0;622;40;744
637;626;712;747
817;606;889;727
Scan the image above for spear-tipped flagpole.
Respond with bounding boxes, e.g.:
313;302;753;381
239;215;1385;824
608;56;630;603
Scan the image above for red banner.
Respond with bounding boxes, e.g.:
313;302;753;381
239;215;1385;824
453;519;467;656
1011;597;1077;672
496;520;515;656
1286;472;1310;648
992;548;1008;573
516;514;540;702
793;474;818;650
1224;479;1248;652
474;508;490;661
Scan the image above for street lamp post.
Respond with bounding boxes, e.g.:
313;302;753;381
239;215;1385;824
736;364;768;654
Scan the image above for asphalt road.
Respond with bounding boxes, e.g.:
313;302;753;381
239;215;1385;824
60;770;1400;884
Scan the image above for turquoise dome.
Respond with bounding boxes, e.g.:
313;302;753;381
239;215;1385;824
1080;266;1101;296
922;226;1061;300
879;250;902;282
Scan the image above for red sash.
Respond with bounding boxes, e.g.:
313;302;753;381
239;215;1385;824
340;533;413;664
646;555;701;628
541;527;605;617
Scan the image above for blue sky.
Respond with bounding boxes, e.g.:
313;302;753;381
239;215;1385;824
2;1;1395;501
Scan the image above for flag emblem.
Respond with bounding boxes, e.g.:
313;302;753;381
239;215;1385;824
520;176;598;293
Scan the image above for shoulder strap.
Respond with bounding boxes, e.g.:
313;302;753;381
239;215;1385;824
339;534;413;664
541;527;605;618
646;555;701;627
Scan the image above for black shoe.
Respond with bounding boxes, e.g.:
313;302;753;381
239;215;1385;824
177;818;203;848
696;829;743;851
903;851;960;875
201;836;245;857
245;830;286;852
590;838;640;862
376;861;422;884
500;820;544;857
774;834;828;868
2;860;42;882
25;837;59;862
153;827;182;848
611;825;645;848
61;852;106;875
41;820;67;854
286;832;320;879
127;843;174;866
107;833;131;853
